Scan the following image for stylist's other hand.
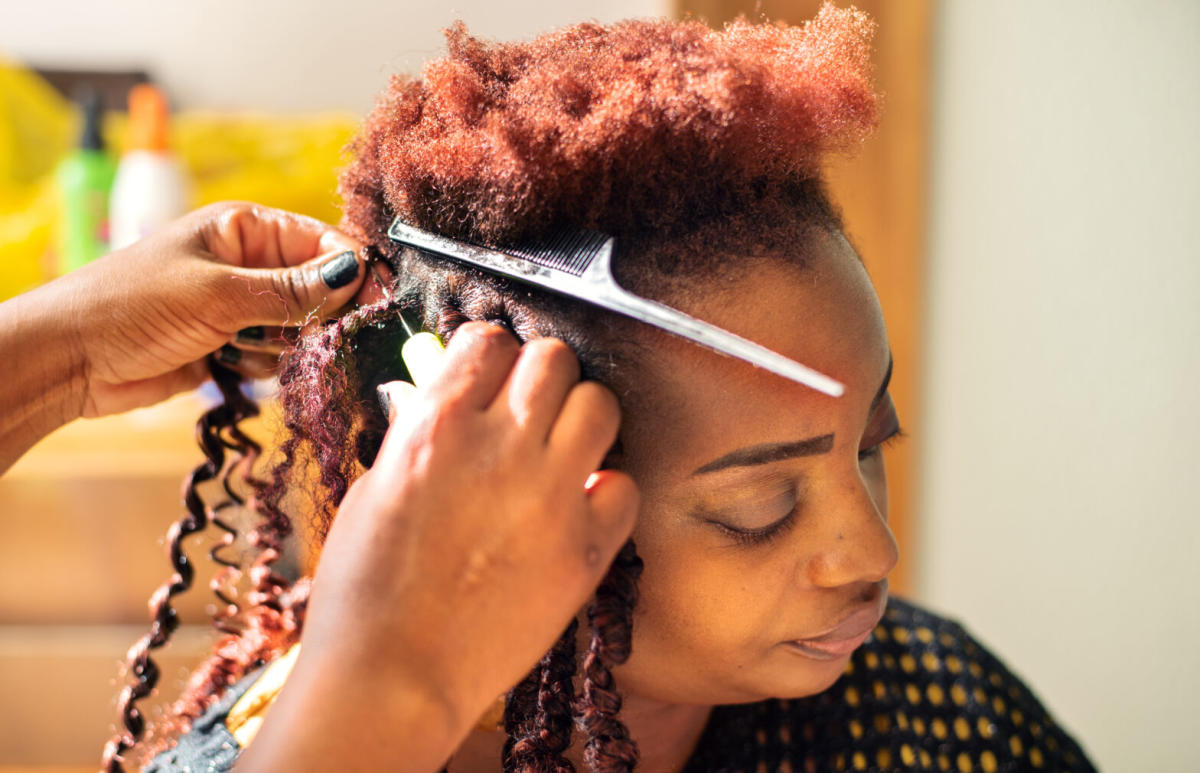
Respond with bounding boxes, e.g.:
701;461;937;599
60;201;365;417
245;324;639;769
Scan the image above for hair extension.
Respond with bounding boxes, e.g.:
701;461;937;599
503;618;580;772
536;618;580;770
577;540;643;772
207;374;270;635
102;361;259;772
504;662;544;770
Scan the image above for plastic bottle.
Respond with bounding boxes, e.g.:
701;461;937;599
55;87;116;273
109;84;190;250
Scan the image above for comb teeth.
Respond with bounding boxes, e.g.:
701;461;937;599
502;226;610;277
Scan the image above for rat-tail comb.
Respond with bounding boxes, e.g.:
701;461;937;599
387;218;844;397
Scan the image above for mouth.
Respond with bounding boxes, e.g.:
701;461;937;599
780;593;887;662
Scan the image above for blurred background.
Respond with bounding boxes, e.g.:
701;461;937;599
1;1;1196;771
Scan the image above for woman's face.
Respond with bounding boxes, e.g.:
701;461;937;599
613;228;899;705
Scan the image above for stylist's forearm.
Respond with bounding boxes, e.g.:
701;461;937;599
0;280;86;474
233;653;470;773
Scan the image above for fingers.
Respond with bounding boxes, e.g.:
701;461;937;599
231;326;293;355
370;380;423;471
225;248;366;327
582;470;640;564
426;323;521;411
194;202;367;329
199;201;360;270
547;380;622;478
376;380;419;423
210;326;295;380
354;256;396;308
493;337;581;440
212;345;283;380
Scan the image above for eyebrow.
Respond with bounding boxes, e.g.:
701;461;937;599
690;353;894;476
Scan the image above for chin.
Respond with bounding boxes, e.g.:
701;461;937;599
754;649;855;702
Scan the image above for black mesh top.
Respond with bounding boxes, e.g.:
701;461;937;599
147;597;1095;772
682;598;1095;772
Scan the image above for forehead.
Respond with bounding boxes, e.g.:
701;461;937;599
618;232;889;477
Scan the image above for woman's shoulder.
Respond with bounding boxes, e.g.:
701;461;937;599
686;597;1097;772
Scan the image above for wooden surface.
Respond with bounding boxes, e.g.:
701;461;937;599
672;0;933;594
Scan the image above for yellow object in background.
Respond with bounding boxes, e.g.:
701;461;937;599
174;112;357;227
0;57;72;186
0;56;359;302
0;56;73;300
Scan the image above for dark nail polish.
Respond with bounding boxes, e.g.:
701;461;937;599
235;326;265;343
216;345;242;365
320;250;359;289
376;384;393;420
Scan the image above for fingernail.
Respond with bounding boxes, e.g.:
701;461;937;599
235;326;265;343
320;250;359;289
217;345;242;365
376;384;393;421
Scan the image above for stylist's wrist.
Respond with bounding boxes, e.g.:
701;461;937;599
237;642;470;772
0;280;91;471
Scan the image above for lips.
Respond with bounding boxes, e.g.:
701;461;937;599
781;598;886;661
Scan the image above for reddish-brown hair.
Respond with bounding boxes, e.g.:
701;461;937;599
104;6;878;771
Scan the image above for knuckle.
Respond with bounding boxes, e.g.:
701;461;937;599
426;389;472;425
270;267;309;313
577;381;620;425
197;200;246;220
210;200;258;231
526;337;579;374
456;321;517;350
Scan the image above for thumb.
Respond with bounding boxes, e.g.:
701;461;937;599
227;248;366;327
583;470;640;567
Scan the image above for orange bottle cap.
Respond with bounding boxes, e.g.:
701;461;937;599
126;83;170;152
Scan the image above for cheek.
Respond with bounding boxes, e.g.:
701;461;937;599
627;511;790;661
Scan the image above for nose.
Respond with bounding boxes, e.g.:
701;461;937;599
798;473;899;589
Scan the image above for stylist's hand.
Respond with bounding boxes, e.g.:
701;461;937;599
239;323;640;772
61;201;365;417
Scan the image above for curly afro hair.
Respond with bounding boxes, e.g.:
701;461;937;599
340;4;878;278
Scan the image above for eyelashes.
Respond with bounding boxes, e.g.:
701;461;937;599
712;507;800;547
858;424;906;461
713;424;908;548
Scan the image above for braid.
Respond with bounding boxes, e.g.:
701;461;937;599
503;619;579;772
503;662;543;771
578;540;643;772
535;618;579;769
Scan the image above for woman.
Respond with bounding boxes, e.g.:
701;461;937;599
114;6;1094;771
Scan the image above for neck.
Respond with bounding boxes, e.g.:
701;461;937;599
447;688;712;773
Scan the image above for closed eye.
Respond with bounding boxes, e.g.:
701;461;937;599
858;425;905;461
707;505;800;547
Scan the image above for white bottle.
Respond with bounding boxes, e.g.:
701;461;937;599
109;84;190;250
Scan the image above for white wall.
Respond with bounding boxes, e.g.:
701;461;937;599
921;3;1200;771
2;0;669;112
